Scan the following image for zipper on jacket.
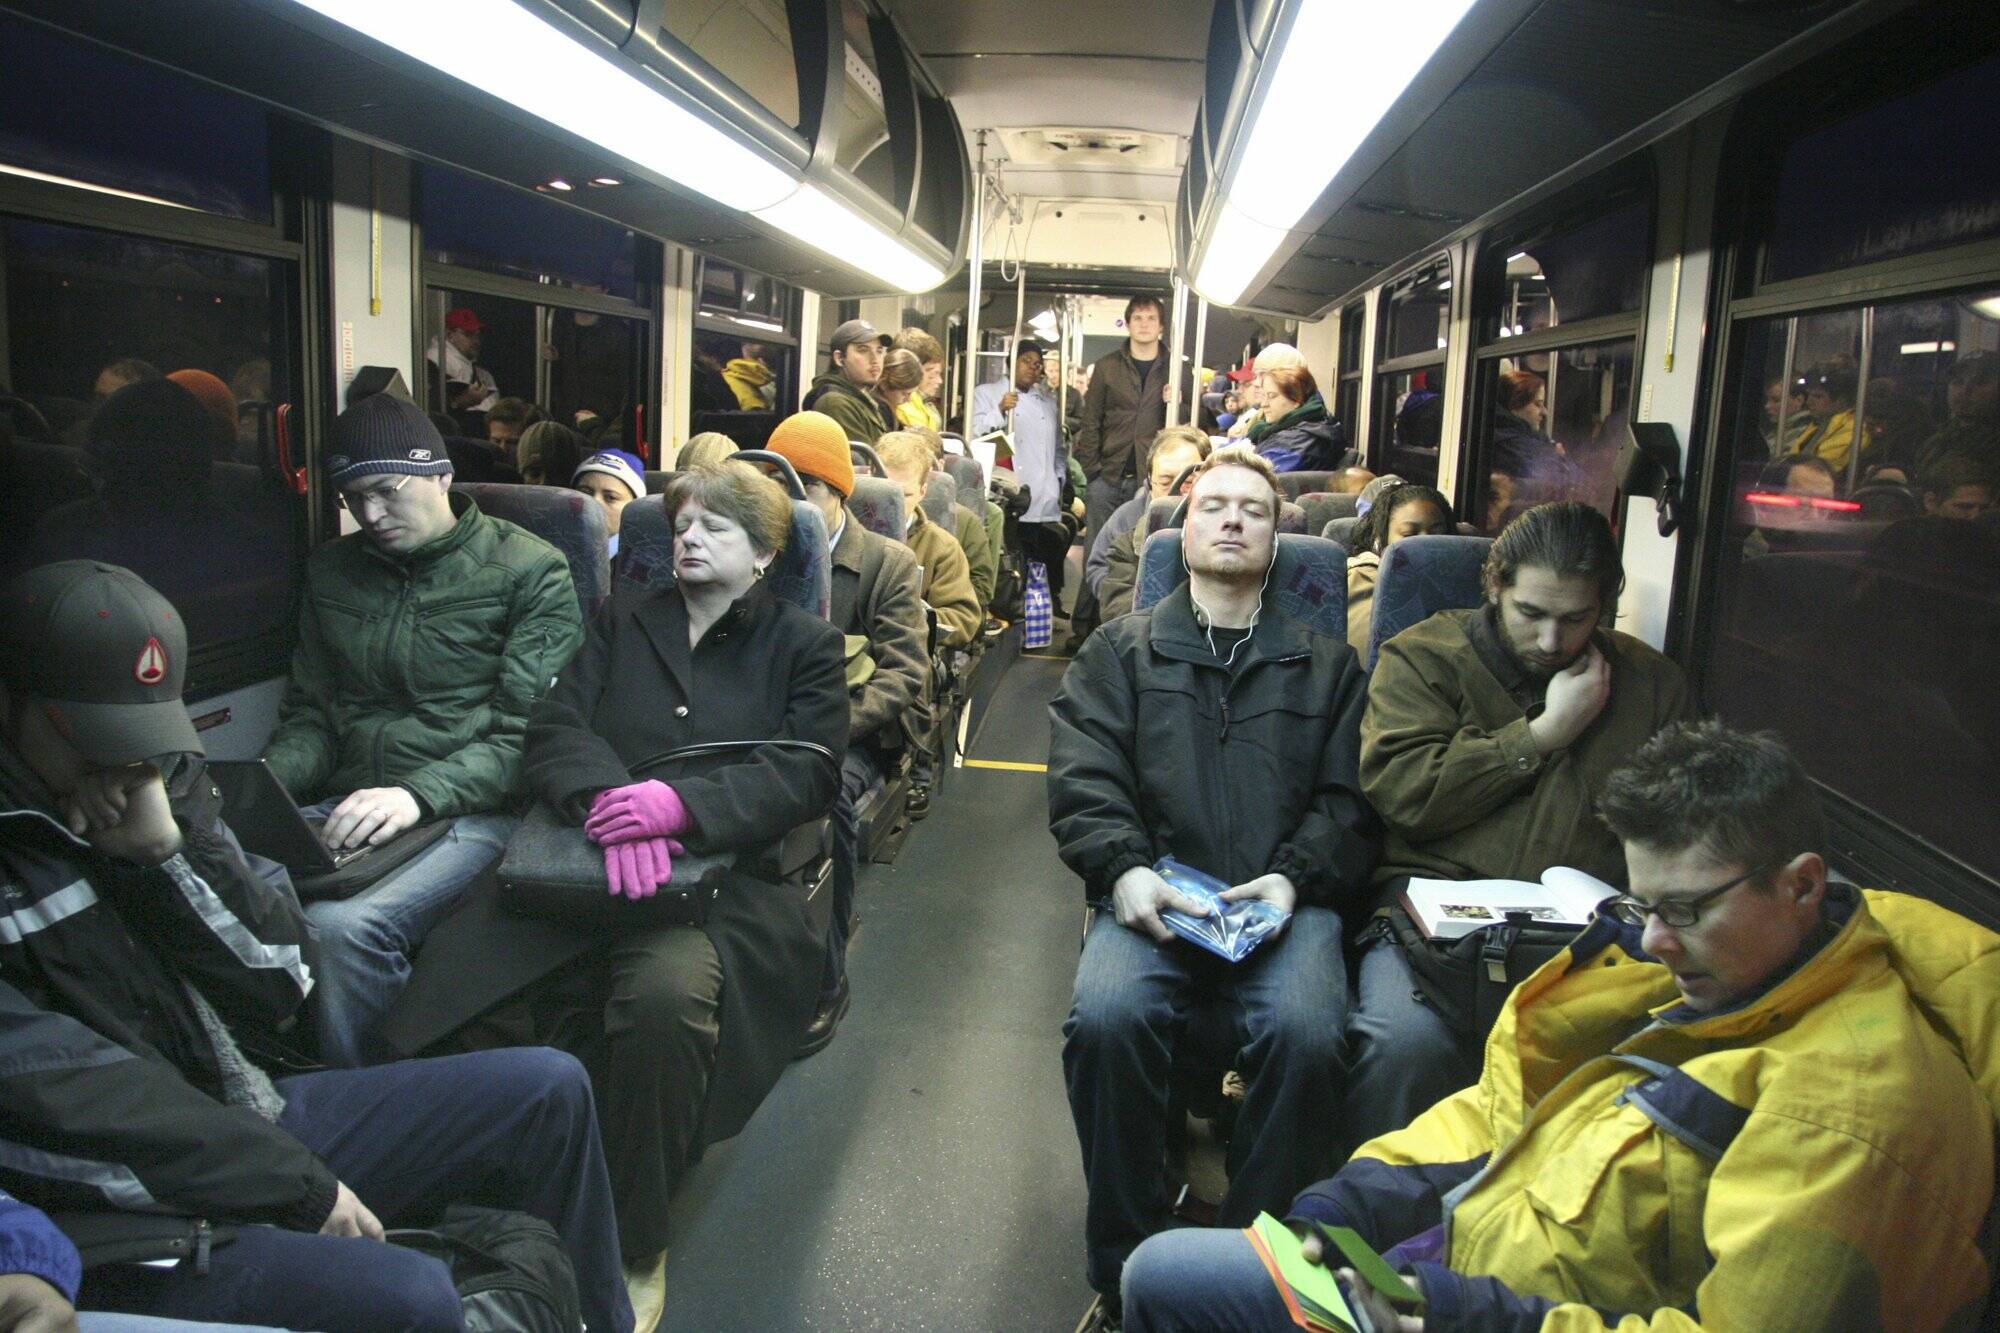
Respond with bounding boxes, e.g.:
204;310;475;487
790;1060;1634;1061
374;573;414;786
193;1219;212;1274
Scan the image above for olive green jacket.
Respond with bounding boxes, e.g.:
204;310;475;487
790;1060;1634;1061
264;495;585;819
1360;606;1690;901
953;503;997;609
903;507;982;650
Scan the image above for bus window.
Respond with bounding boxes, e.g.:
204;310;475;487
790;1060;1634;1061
1470;341;1634;534
1372;258;1452;487
1705;286;2000;882
0;218;303;682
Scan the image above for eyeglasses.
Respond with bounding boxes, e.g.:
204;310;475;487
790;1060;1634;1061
1603;861;1782;929
336;475;412;512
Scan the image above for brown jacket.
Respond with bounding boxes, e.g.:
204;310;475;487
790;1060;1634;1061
903;506;982;649
1360;606;1690;900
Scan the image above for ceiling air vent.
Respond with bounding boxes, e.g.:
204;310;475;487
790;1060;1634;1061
998;128;1181;171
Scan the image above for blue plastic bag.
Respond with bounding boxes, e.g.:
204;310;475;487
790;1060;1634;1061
1023;559;1053;650
1155;857;1289;963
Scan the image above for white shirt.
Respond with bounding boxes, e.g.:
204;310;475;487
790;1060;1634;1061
973;379;1063;522
427;338;498;413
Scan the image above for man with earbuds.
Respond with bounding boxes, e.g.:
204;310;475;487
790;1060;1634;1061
1047;445;1380;1331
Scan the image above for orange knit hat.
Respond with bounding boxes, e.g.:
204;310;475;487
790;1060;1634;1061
167;369;239;433
766;411;855;498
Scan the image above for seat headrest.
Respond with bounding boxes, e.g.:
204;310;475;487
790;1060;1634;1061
611;494;830;619
1366;533;1493;670
451;482;609;618
848;477;905;543
922;473;957;529
1133;531;1350;640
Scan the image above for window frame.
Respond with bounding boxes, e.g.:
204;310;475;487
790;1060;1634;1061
0;109;329;700
1369;253;1455;483
1675;25;2000;918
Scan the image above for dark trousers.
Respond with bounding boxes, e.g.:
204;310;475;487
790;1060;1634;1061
1063;908;1350;1296
1072;476;1138;628
822;746;884;1002
447;929;724;1263
80;1049;634;1333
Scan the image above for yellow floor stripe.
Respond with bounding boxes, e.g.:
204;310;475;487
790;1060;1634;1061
961;759;1049;773
1020;653;1072;662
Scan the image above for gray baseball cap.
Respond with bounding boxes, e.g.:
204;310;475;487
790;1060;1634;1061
0;561;202;764
828;319;890;354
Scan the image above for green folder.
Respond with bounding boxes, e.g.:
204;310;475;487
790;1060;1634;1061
1312;1223;1423;1306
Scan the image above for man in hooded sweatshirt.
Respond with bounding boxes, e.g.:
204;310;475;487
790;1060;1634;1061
804;321;897;446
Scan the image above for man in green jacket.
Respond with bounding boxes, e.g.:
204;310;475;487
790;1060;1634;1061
262;393;585;1065
1344;501;1689;1151
803;319;897;446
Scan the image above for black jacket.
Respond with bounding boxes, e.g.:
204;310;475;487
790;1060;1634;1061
382;580;848;1141
1075;346;1175;484
1047;584;1379;909
0;748;332;1233
829;515;928;755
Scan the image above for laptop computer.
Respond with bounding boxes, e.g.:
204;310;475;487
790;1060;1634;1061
210;758;450;898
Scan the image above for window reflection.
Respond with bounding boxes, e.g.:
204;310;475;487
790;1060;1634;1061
1373;367;1443;488
1494;198;1649;338
1473;342;1633;534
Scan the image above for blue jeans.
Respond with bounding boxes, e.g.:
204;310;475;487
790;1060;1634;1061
1341;931;1479;1157
78;1049;633;1333
1063;906;1350;1296
302;804;514;1066
1122;1227;1294;1332
821;747;884;1002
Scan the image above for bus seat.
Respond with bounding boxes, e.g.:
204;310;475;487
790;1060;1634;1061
849;477;904;543
1142;496;1183;539
922;472;957;530
1297;492;1358;535
1324;515;1362;548
452;482;610;619
611;494;831;622
1133;531;1350;639
941;453;984;502
1163;496;1306;533
850;441;887;478
1366;534;1493;670
642;469;677;494
1276;471;1337;501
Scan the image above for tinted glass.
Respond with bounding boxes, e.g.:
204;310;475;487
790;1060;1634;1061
420;165;641;301
0;16;272;223
694;328;791;416
1382;262;1451;362
0;217;301;675
1338;302;1364;375
1766;53;2000;283
1372;366;1444;488
914;92;963;243
1704;286;2000;880
425;290;644;453
836;0;895;201
1470;341;1633;534
1491;197;1649;338
663;0;801;128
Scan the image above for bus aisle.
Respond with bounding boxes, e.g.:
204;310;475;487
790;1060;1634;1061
662;653;1088;1330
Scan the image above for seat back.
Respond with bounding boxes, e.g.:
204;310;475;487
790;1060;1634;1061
612;494;831;619
1133;531;1350;638
1276;470;1338;500
1324;515;1363;549
1142;495;1182;538
850;442;887;478
451;482;610;618
922;472;957;529
941;453;984;503
1366;533;1493;669
1297;492;1358;536
642;469;676;495
848;477;904;542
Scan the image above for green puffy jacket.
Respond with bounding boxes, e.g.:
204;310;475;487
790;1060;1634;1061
264;495;585;819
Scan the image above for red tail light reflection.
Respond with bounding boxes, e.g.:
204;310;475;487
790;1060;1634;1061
1745;492;1862;513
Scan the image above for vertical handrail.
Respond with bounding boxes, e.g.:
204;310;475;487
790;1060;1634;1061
1846;306;1873;494
960;131;987;441
1190;296;1211;427
1775;316;1799;457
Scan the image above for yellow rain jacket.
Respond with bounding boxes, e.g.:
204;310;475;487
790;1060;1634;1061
1290;886;1998;1330
722;357;775;411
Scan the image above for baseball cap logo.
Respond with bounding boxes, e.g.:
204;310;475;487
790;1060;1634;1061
409;448;433;462
135;637;168;686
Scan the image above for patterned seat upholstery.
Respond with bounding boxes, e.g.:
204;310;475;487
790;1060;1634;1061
451;482;610;618
1133;531;1350;638
941;454;984;503
922;473;957;530
1275;471;1338;501
1366;533;1493;670
848;477;904;542
1297;492;1358;536
1142;495;1182;538
613;494;831;619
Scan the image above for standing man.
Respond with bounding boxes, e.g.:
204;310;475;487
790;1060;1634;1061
426;308;498;417
1071;296;1175;645
974;340;1066;526
805;320;897;446
1049;446;1379;1331
765;412;929;1055
262;393;585;1066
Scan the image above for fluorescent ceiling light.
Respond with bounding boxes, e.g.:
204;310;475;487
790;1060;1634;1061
292;1;948;292
1193;0;1478;306
1899;340;1956;355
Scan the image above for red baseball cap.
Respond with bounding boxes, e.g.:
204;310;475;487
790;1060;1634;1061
445;308;483;334
1226;366;1256;383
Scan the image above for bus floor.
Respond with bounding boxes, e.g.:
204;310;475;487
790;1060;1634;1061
661;653;1094;1330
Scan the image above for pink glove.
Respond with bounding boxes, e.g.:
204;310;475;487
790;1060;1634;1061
603;835;685;901
585;780;692;846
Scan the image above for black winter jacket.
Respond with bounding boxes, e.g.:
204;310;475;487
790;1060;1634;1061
1075;346;1174;484
0;748;332;1233
1047;584;1379;909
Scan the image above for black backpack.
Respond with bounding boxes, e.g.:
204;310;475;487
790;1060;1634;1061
1377;907;1582;1044
388;1205;582;1333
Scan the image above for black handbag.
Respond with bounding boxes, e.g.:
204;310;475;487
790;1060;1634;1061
1377;906;1582;1044
386;1205;581;1333
497;740;835;928
56;1211;235;1273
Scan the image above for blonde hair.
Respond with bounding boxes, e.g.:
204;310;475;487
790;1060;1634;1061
1151;425;1212;462
876;431;935;479
663;461;792;557
891;327;944;366
880;348;925;394
1190;444;1282;509
675;432;738;470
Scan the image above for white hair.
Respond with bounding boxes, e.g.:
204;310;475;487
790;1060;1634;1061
1252;343;1306;373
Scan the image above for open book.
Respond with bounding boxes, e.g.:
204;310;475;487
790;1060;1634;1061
1399;866;1616;941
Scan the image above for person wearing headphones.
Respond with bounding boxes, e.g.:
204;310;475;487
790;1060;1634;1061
1047;445;1381;1332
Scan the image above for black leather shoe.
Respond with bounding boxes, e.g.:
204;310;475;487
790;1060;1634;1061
795;980;850;1059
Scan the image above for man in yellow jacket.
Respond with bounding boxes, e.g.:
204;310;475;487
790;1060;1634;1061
1121;722;1997;1332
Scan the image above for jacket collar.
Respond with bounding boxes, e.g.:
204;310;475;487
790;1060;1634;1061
1248;394;1327;443
1146;581;1310;670
831;512;867;574
365;491;483;571
632;580;778;697
1466;603;1543;711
